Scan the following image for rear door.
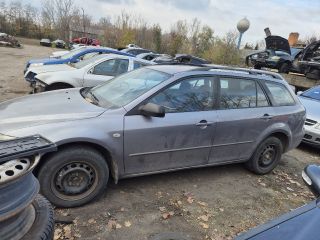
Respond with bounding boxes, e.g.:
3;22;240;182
209;76;275;163
123;76;218;174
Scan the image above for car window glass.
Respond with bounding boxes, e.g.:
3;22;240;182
149;77;215;113
93;59;129;76
220;78;258;109
265;81;295;106
133;61;147;69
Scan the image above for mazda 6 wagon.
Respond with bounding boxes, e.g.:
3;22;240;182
0;65;305;207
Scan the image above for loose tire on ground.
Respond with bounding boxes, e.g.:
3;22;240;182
22;194;54;240
245;137;283;175
38;146;109;208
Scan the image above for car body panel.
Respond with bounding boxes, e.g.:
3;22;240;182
236;200;320;240
0;65;305;182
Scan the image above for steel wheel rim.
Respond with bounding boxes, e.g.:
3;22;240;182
52;161;98;201
258;145;277;167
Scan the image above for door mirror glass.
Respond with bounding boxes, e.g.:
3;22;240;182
302;164;320;197
139;103;165;118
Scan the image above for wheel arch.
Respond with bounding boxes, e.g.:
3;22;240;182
34;141;119;183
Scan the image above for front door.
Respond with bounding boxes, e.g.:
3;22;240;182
209;76;274;163
124;76;217;174
83;59;129;87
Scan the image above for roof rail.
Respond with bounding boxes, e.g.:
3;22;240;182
156;62;207;67
191;64;284;80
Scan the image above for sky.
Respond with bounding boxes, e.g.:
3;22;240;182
13;0;320;44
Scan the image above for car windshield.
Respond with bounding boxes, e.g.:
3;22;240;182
60;48;87;60
73;54;107;69
301;86;320;101
89;68;171;109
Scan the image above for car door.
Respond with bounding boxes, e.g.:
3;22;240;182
123;76;218;174
208;76;275;164
83;59;129;87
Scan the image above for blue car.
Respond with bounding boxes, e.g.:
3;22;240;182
24;47;134;76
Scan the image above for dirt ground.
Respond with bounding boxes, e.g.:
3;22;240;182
0;43;319;240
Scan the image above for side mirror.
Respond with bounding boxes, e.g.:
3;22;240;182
302;165;320;197
139;103;165;118
297;91;303;96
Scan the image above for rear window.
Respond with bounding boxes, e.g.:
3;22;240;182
265;81;295;106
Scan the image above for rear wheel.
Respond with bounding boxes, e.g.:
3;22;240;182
38;146;109;208
245;137;283;174
279;62;290;73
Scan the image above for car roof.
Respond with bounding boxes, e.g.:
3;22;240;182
146;64;285;82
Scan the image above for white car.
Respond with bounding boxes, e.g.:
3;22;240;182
30;54;154;92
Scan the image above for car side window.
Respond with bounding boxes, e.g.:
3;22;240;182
133;61;147;69
149;77;215;113
92;59;129;76
265;81;295;106
219;78;262;109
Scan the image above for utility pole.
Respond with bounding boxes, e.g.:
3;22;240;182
81;7;85;36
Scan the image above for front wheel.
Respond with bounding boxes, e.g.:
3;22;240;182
38;146;109;208
279;62;290;73
245;137;283;175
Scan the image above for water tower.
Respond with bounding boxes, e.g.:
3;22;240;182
237;17;250;49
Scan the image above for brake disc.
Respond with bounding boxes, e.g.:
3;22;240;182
0;159;31;183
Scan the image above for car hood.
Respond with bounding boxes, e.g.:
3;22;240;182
0;88;105;133
28;64;75;75
265;36;291;55
299;96;320;121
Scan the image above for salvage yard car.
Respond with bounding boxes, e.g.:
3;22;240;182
30;54;154;92
298;85;320;147
246;35;303;73
0;65;305;208
24;46;134;75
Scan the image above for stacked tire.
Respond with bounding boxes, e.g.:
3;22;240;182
0;156;54;240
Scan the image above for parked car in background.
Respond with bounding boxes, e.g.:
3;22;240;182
297;40;320;79
40;38;51;47
30;54;154;92
152;54;210;65
24;47;134;78
121;47;152;56
298;85;320;147
0;65;305;208
52;39;66;49
246;35;303;73
72;37;100;46
236;164;320;240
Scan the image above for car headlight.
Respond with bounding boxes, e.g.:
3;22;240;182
0;134;15;141
30;63;44;67
270;56;280;61
302;170;312;185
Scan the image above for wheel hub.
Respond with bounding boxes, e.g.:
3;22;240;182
260;145;276;166
55;163;95;195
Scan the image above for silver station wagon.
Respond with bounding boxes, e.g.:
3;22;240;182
0;65;305;207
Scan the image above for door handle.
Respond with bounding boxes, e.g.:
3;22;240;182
260;114;274;120
195;120;213;127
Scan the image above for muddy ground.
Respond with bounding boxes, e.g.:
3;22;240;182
0;43;319;240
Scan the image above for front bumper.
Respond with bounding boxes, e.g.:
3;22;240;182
302;125;320;147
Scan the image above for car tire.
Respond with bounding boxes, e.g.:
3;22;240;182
279;62;290;73
22;195;54;240
38;146;109;208
245;137;283;175
254;64;262;70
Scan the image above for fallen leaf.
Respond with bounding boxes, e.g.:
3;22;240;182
107;220;117;230
162;213;171;219
116;223;122;229
199;215;210;222
88;218;96;224
187;196;194;204
199;222;209;229
124;221;132;227
159;206;166;212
